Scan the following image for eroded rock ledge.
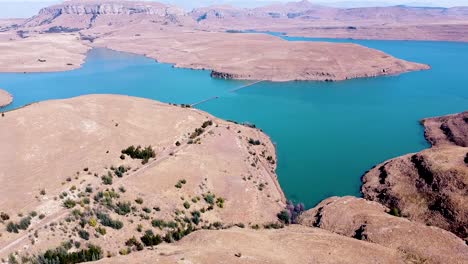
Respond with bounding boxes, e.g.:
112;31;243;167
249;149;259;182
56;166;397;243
0;89;13;108
362;111;468;241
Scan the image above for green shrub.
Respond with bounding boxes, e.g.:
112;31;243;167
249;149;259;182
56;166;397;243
101;174;113;185
63;199;77;209
203;193;215;205
78;229;90;240
125;236;144;251
115;201;132;215
96;212;123;230
96;227;106;235
6;222;19;233
277;210;290;224
201;120;213;128
140;230;162;247
216;197;225;208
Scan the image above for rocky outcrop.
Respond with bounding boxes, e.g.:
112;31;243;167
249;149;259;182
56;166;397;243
422;111;468;147
362;112;468;241
0;89;13;108
299;196;468;264
21;0;192;30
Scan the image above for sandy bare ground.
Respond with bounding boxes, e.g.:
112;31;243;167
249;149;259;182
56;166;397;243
0;89;12;108
0;33;90;73
96;226;405;264
0;94;284;258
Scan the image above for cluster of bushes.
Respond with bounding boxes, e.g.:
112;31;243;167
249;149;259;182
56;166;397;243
63;199;77;209
6;216;32;233
35;244;102;264
125;236;144;251
112;166;129;178
151;219;177;230
201;120;213;128
248;138;261;146
96;212;123;230
121;145;156;164
189;128;205;139
140;230;163;247
94;190;120;208
114;201;132;215
101;172;113;185
277;201;305;225
175;179;187;189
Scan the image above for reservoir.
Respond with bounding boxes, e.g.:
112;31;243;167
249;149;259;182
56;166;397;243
1;37;467;208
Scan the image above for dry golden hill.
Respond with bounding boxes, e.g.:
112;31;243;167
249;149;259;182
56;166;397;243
0;94;284;260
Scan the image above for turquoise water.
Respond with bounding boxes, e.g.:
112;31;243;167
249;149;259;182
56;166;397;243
1;38;467;208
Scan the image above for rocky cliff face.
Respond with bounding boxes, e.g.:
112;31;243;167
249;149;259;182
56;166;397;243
22;0;191;30
362;112;468;241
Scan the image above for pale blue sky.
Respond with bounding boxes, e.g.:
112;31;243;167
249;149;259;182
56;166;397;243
0;0;467;18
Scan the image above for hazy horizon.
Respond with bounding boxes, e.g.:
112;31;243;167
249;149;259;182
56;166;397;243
0;0;467;18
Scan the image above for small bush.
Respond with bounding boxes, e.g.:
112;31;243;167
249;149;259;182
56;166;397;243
135;198;144;205
216;197;225;208
96;227;106;236
140;230;162;247
183;201;190;209
63;199;77;209
78;229;90;240
203;193;215;205
101;174;113;185
115;201;132;215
